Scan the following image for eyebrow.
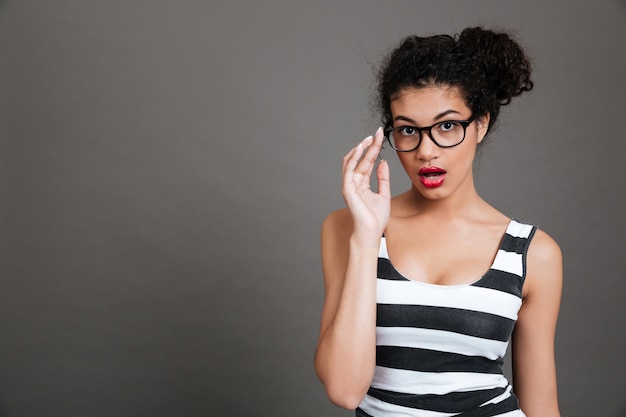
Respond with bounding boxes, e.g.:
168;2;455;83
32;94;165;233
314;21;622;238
393;109;462;125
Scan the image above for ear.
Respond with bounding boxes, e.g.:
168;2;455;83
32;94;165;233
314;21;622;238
476;113;490;144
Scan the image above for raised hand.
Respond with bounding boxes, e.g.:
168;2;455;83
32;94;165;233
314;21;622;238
342;127;391;239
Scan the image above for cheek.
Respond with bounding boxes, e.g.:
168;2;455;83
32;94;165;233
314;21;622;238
396;153;416;172
441;146;478;175
454;143;477;163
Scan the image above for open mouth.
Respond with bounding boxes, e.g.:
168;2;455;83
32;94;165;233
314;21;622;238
418;167;446;188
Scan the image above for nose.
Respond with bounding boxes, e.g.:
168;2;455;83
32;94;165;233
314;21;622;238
415;132;440;162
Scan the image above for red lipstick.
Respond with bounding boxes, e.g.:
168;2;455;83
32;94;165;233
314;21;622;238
418;166;446;188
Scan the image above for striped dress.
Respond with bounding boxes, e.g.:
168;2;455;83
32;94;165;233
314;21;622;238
357;219;536;417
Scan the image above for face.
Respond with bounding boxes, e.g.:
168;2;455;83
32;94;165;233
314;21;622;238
389;85;489;201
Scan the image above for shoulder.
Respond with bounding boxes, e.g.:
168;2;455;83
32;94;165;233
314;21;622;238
524;227;563;300
321;208;353;244
527;228;562;270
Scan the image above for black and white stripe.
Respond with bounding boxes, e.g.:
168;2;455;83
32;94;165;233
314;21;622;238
357;219;536;417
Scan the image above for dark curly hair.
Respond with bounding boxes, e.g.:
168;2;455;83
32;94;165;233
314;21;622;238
377;27;533;134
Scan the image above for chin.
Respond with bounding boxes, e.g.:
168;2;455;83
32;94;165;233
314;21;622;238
413;183;449;200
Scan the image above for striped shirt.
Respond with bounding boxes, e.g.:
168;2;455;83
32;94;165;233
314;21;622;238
357;219;536;417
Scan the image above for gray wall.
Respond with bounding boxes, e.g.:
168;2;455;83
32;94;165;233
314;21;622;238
1;1;625;416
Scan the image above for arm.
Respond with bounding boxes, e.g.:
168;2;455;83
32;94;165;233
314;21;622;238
314;129;390;409
314;210;380;409
512;229;563;417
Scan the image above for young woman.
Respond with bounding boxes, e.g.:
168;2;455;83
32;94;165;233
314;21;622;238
314;27;562;417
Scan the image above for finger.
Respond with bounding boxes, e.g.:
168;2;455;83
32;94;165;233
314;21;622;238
342;138;371;193
373;125;385;149
354;127;384;175
376;159;391;199
343;135;372;176
342;144;359;187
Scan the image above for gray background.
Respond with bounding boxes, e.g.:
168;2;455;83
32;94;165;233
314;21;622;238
1;1;625;416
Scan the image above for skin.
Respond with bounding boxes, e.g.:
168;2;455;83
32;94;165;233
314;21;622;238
314;85;562;416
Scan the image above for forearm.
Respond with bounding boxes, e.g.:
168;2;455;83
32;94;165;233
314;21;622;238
316;129;390;408
315;235;380;409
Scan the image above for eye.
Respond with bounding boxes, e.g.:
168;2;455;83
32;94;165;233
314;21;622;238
398;126;418;136
438;121;458;132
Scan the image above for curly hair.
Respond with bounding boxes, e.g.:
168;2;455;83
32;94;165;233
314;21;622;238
377;27;533;134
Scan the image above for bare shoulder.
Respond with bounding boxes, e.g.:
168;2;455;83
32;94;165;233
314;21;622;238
528;228;562;264
322;208;353;242
527;228;562;280
524;228;563;299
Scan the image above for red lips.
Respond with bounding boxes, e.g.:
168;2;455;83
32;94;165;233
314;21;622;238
418;166;447;188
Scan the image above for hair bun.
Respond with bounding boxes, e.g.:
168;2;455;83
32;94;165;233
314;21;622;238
457;27;533;105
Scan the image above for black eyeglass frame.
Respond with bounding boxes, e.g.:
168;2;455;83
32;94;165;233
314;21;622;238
384;115;476;152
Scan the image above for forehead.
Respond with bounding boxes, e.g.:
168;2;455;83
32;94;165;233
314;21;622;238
390;86;469;120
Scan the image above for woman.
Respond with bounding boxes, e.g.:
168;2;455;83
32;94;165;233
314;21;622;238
314;27;562;417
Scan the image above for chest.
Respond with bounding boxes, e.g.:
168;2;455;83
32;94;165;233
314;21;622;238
374;253;525;352
374;276;521;359
384;221;505;285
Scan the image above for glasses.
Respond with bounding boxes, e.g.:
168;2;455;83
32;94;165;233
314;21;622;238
384;115;476;152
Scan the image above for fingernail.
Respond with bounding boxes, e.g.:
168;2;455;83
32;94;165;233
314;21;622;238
362;135;373;143
376;126;383;134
